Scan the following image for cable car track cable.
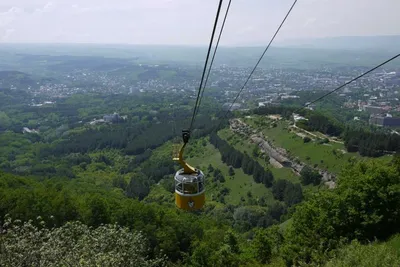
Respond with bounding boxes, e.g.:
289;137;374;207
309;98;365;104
195;0;232;119
189;0;224;132
294;53;400;113
219;0;298;126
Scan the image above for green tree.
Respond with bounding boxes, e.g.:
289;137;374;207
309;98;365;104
392;153;400;172
211;244;239;267
228;166;235;176
283;160;400;265
283;182;303;206
208;164;214;174
272;179;288;201
0;111;11;130
190;241;214;267
87;195;110;226
253;228;272;264
112;176;128;190
268;202;287;222
252;145;260;158
127;174;151;200
47;112;60;124
233;206;267;232
300;165;321;186
224;230;240;254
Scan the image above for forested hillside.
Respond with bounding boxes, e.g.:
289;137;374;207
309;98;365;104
2;153;400;266
1;87;400;266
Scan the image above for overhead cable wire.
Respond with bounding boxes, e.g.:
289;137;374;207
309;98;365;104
288;53;400;155
294;53;400;113
220;0;298;123
189;0;224;132
195;0;232;119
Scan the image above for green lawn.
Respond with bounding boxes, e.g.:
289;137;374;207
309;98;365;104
143;139;275;207
244;116;362;174
188;143;275;206
388;234;400;253
218;128;300;184
270;168;300;184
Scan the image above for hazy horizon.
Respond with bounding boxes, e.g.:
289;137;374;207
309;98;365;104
0;34;399;47
0;0;399;45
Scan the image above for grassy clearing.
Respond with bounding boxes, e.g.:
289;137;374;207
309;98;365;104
387;234;400;253
188;143;275;206
144;138;275;207
218;128;300;184
270;168;300;184
244;116;362;174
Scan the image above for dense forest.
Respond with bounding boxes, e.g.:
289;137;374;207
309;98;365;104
343;125;400;156
2;156;400;266
1;87;400;266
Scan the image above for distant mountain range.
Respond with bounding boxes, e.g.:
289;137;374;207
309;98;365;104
0;37;399;73
276;35;400;52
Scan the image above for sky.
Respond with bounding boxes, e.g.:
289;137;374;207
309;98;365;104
0;0;399;45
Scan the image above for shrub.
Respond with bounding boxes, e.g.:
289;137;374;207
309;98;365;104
325;240;400;267
0;217;166;267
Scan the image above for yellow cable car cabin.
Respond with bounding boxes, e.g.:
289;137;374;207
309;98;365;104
174;169;205;210
173;130;205;211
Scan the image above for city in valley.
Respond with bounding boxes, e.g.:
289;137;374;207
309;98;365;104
1;44;400;130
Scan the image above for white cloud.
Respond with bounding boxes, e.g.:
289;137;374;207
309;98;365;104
303;18;316;27
0;6;23;27
0;0;398;45
34;2;54;13
1;28;15;40
237;26;255;35
0;26;13;40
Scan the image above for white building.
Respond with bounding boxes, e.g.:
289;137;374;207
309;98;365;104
293;113;307;122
